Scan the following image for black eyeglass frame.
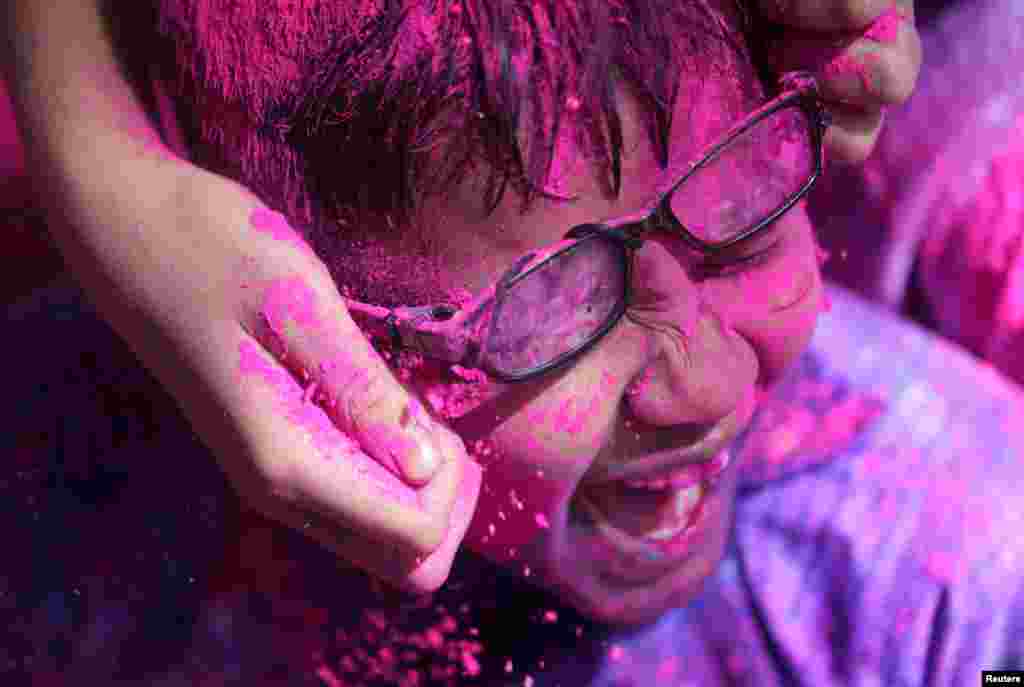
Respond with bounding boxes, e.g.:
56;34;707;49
344;71;832;383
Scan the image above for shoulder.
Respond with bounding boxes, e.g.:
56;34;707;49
732;282;1024;681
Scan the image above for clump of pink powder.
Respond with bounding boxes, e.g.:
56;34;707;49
864;5;906;44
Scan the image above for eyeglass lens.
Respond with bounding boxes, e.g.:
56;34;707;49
481;103;814;378
669;105;813;243
485;236;627;377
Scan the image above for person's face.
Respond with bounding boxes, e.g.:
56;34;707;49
361;15;825;626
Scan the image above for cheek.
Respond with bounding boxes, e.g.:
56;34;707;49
715;240;824;386
457;371;623;561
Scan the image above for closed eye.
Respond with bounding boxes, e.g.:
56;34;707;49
694;221;786;279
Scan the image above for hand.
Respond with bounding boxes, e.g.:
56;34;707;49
757;0;923;163
65;161;480;595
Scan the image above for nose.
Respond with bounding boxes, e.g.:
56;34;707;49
622;238;756;428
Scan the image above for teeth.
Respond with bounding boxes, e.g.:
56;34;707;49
625;476;669;490
578;479;707;546
674;483;703;519
645;483;703;540
623;463;703;492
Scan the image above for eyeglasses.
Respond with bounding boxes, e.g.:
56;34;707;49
345;72;831;383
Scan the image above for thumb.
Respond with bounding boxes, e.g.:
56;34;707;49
247;268;454;487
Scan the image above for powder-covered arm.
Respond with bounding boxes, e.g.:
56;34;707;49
0;0;479;596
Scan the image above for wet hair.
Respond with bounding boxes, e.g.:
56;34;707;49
150;0;770;238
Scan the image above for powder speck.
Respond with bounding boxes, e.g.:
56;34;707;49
425;628;444;649
315;663;345;687
534;513;550;529
461;649;481;676
656;656;680;680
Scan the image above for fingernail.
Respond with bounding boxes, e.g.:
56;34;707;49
403;421;442;484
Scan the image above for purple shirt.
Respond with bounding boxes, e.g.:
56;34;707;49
2;278;1023;685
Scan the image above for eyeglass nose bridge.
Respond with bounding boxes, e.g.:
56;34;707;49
566;222;646;249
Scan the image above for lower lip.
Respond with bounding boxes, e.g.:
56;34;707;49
572;474;718;584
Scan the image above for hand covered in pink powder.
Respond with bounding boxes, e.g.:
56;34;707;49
65;162;479;595
757;0;923;163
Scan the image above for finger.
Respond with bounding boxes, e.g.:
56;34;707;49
757;0;900;31
239;258;452;487
222;322;457;560
272;447;482;594
768;12;922;108
823;103;886;165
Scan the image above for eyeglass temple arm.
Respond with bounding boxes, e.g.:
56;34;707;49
344;298;493;367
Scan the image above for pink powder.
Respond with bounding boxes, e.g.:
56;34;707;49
864;4;906;44
821;290;833;313
425;628;444;649
923;550;959;583
236;337;484;535
237;339;358;460
824;54;874;96
656;656;680;680
315;664;345;687
260;275;324;338
460;650;482;677
0;80;25;176
249;207;316;257
534;513;550;529
542;609;558;623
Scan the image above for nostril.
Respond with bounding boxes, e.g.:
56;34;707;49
657;422;713;448
621;405;713;447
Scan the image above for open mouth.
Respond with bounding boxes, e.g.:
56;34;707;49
569;449;731;568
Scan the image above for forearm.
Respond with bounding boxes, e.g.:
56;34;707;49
1;0;189;312
1;0;173;174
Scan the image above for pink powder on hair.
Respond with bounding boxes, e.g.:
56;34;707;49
864;4;906;44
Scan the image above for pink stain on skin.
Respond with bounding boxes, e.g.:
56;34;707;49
236;339;416;507
249;207;316;257
261;275;324;338
864;4;906;44
824;54;875;96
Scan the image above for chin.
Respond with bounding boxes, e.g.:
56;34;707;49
533;464;739;628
